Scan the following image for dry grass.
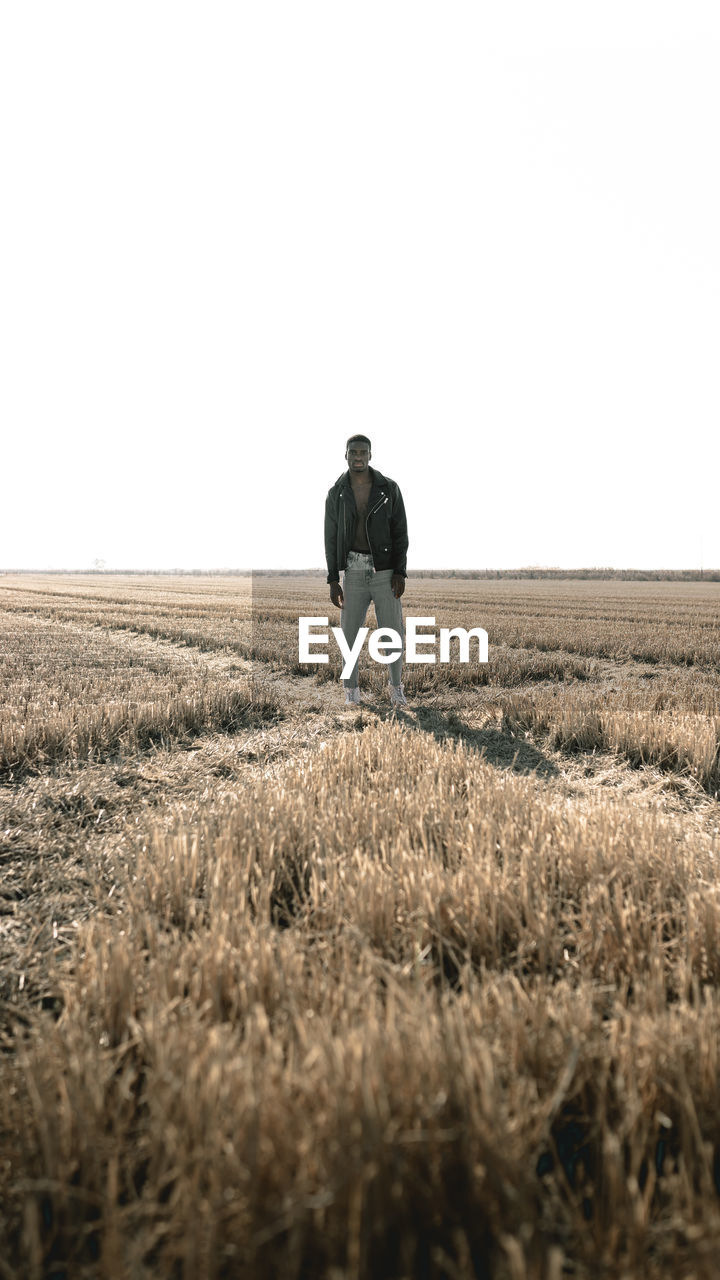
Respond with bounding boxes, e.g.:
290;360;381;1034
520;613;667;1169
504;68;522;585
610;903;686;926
0;584;274;779
251;576;720;799
1;573;720;1278
501;690;720;796
251;576;720;670
0;574;253;659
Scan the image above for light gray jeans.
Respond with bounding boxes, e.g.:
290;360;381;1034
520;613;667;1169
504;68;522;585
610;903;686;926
341;551;403;689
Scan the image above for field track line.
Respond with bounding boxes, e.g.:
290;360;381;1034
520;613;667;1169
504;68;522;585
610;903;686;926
7;612;720;815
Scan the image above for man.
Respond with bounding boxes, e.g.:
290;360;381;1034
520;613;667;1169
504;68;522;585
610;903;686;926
324;435;409;706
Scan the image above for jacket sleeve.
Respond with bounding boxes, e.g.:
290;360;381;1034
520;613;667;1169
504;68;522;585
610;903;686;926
390;483;409;577
324;489;340;584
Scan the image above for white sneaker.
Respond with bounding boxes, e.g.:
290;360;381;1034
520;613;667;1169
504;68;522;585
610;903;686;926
344;688;361;705
389;684;408;706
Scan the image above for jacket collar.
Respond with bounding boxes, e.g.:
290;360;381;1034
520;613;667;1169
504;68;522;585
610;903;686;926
337;465;387;493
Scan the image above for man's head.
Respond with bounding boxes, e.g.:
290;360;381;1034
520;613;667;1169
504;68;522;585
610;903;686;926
346;435;371;477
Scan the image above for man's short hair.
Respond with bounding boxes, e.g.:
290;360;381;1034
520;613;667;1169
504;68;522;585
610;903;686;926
346;434;371;451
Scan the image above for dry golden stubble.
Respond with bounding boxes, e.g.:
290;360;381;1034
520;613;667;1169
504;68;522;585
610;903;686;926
2;575;720;1277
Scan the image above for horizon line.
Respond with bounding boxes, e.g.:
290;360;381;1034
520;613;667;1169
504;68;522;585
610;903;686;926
2;566;718;577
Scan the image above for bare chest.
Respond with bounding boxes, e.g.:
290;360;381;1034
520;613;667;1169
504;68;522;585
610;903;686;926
351;483;372;518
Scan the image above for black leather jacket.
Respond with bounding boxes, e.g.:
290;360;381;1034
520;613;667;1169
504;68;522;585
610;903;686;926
324;467;409;584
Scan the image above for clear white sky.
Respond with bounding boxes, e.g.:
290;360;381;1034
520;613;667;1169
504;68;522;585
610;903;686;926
2;2;718;572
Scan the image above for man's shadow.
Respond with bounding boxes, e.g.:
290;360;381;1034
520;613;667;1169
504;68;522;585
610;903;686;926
354;693;560;782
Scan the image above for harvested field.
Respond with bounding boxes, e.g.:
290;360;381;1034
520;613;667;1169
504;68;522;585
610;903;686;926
1;572;720;1279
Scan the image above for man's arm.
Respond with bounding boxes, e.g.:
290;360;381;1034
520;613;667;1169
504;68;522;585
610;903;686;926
324;490;340;585
389;482;409;578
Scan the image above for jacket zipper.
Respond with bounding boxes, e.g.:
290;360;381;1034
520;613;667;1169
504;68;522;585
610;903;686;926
365;494;388;571
340;488;388;573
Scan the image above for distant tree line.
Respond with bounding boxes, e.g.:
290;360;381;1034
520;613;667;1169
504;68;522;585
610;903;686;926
1;568;252;576
252;568;720;581
3;568;718;581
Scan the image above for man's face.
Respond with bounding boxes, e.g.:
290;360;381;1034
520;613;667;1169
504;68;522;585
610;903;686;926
346;441;371;475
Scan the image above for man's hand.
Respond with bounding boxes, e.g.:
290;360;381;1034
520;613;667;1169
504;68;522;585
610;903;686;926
330;582;344;610
391;574;405;600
